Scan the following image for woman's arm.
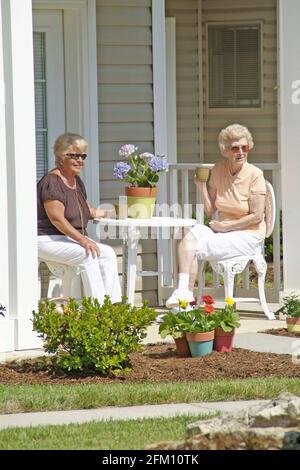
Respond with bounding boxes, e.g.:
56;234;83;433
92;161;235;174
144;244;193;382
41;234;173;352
44;200;100;257
209;194;265;233
88;204;113;219
195;180;217;218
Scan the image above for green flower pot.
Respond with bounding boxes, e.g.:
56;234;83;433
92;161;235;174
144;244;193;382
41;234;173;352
186;331;214;357
125;187;157;219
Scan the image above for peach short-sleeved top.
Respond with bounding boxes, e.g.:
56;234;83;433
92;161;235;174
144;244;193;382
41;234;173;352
208;160;266;238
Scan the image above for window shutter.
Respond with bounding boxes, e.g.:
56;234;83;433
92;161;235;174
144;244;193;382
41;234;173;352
208;24;261;108
33;32;48;181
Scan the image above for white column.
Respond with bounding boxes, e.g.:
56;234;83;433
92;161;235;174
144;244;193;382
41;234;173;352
152;0;171;298
278;0;300;295
2;0;41;350
0;1;14;352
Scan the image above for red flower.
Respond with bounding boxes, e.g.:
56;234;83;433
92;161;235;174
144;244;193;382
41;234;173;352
204;304;214;314
202;295;215;305
189;296;198;307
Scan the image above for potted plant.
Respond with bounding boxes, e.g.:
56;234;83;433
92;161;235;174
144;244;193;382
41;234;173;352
113;144;168;218
275;293;300;334
212;297;241;352
158;300;192;357
0;304;5;318
179;296;216;357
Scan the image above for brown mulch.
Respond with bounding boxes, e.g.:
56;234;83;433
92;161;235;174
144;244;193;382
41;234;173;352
260;328;300;338
0;344;299;385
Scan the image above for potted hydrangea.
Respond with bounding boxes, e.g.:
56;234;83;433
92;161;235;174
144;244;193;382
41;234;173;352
275;293;300;334
113;144;168;218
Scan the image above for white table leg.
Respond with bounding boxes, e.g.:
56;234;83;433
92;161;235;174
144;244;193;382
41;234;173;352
126;226;140;305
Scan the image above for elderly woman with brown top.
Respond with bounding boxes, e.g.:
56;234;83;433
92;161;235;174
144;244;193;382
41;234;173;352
37;132;121;304
166;123;266;307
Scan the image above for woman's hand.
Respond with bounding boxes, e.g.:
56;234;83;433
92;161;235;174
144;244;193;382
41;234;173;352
209;220;230;233
194;177;207;191
79;237;100;258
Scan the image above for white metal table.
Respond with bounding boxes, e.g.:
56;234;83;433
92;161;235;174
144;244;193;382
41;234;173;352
94;217;197;305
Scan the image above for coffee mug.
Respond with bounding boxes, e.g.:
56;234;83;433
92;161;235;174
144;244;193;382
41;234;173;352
196;168;210;182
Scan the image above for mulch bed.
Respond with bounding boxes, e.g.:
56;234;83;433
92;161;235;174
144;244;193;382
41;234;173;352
259;328;300;338
0;344;299;385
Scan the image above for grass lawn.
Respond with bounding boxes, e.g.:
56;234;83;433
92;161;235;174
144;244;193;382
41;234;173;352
0;414;214;450
1;377;300;414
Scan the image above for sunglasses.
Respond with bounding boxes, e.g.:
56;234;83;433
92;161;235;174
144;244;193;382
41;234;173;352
230;145;249;154
65;153;87;161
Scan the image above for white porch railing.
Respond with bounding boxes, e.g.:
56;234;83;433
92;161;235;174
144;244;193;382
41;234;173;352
158;162;282;304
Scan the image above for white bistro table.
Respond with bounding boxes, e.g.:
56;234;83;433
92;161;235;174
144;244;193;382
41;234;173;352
94;217;197;305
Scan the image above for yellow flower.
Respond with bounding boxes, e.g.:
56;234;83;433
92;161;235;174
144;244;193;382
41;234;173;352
178;299;189;309
225;297;235;306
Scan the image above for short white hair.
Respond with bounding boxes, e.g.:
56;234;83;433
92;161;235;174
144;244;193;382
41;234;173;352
218;124;254;156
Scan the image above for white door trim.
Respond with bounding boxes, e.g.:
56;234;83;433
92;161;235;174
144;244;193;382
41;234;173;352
32;0;99;207
33;10;65;170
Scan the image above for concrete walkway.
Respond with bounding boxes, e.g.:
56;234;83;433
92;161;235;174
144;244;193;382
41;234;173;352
0;400;267;430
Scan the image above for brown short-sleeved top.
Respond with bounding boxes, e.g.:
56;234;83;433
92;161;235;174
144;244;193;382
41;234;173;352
37;173;91;236
208;160;266;238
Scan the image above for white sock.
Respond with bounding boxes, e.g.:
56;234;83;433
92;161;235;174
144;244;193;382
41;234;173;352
178;273;190;291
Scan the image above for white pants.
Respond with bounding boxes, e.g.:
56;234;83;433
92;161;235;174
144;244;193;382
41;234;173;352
38;235;122;304
189;225;263;261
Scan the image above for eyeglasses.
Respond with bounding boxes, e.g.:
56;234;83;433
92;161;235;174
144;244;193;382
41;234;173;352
65;153;87;161
230;145;249;154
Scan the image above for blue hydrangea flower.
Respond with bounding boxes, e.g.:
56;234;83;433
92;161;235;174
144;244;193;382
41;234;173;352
118;144;137;158
148;156;168;172
140;152;155;161
113;162;131;179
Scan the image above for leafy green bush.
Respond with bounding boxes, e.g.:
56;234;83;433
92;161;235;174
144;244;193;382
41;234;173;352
32;296;156;375
275;293;300;319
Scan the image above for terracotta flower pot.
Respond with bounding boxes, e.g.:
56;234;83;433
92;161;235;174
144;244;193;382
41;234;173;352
174;335;191;357
213;327;235;352
286;317;300;334
186;330;215;357
125;187;158;218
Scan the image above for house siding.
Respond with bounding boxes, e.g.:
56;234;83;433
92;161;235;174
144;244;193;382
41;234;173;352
202;0;278;164
96;0;157;305
165;0;200;164
165;0;277;207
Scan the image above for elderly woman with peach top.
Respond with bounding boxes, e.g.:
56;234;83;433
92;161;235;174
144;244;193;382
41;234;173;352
37;132;121;304
166;123;266;307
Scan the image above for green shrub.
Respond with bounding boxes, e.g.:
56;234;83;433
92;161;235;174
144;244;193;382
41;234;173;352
32;296;156;375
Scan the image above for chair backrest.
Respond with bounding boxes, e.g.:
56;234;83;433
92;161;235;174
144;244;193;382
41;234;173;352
265;180;276;238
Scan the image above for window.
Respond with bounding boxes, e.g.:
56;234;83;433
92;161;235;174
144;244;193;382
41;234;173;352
33;32;48;181
208;24;261;108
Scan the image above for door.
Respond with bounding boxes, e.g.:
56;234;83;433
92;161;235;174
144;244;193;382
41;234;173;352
33;10;65;180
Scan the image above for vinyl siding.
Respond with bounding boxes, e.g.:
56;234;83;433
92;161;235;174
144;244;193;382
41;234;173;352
202;0;278;164
96;0;157;305
166;0;277;207
165;0;200;165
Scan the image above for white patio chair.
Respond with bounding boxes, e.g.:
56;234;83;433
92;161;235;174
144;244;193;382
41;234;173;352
38;260;82;299
198;180;276;320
